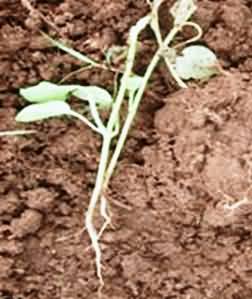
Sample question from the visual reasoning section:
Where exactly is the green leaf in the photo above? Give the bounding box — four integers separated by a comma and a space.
73, 86, 113, 109
174, 45, 219, 80
20, 81, 113, 110
20, 81, 76, 103
16, 101, 72, 122
170, 0, 197, 26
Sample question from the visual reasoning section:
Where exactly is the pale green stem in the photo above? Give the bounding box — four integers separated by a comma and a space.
173, 22, 203, 49
85, 15, 151, 284
0, 130, 36, 137
89, 101, 107, 134
85, 133, 110, 285
104, 26, 181, 186
151, 5, 187, 88
42, 32, 99, 67
59, 65, 93, 84
69, 110, 103, 135
106, 16, 151, 135
43, 32, 122, 78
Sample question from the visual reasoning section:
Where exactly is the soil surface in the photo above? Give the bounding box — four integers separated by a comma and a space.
1, 0, 252, 298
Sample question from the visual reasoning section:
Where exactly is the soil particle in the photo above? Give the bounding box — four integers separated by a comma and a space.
21, 188, 56, 212
0, 192, 19, 218
11, 209, 43, 239
204, 0, 252, 64
0, 257, 14, 279
0, 25, 28, 54
0, 240, 23, 256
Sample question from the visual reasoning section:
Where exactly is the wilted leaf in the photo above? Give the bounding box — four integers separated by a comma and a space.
20, 81, 76, 103
16, 101, 72, 122
73, 86, 113, 109
174, 45, 219, 80
170, 0, 197, 26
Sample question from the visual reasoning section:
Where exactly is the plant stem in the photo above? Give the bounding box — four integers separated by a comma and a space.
150, 4, 187, 88
89, 101, 107, 134
85, 15, 151, 283
173, 21, 202, 49
104, 26, 181, 186
106, 16, 151, 135
69, 111, 102, 135
0, 130, 36, 137
85, 133, 111, 285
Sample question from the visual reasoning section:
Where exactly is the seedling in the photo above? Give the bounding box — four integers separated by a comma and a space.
14, 0, 219, 286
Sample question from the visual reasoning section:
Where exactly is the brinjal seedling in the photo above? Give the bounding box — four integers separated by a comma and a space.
13, 0, 219, 286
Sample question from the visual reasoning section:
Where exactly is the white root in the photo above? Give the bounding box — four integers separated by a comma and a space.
98, 195, 112, 239
85, 211, 104, 285
84, 195, 112, 286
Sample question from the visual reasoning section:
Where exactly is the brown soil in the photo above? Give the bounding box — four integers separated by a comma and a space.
1, 0, 252, 298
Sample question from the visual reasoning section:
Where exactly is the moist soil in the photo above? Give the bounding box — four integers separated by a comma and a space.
1, 0, 252, 298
